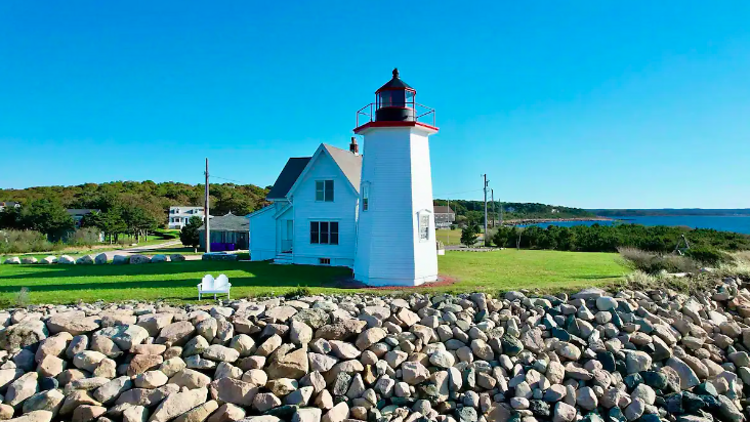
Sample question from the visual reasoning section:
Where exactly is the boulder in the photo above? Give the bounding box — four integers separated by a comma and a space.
129, 255, 150, 265
40, 256, 57, 264
0, 320, 48, 351
112, 255, 129, 265
75, 255, 94, 265
150, 254, 168, 263
57, 255, 75, 265
149, 387, 208, 422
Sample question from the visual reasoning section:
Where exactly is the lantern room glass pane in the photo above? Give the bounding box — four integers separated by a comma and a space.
378, 90, 408, 108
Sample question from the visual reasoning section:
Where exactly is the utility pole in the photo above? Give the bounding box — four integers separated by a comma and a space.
491, 189, 495, 228
447, 198, 451, 245
483, 174, 489, 245
204, 158, 211, 254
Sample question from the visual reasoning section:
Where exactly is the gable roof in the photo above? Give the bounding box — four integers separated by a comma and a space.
199, 213, 249, 232
323, 144, 362, 193
266, 157, 311, 200
66, 209, 100, 216
434, 206, 454, 214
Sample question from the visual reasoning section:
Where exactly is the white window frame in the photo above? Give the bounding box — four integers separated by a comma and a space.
362, 181, 370, 211
417, 210, 431, 242
315, 180, 334, 202
310, 221, 339, 245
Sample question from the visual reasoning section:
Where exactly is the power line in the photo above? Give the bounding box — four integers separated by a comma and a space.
433, 188, 484, 198
210, 175, 253, 185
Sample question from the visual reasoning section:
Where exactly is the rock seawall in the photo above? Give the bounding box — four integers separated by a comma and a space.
0, 280, 748, 422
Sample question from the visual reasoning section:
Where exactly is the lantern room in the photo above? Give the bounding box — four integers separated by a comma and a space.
354, 69, 437, 133
375, 68, 416, 122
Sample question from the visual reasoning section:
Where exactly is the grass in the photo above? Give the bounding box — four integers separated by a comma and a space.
0, 260, 352, 305
0, 230, 181, 260
437, 249, 627, 294
436, 229, 463, 246
0, 250, 629, 305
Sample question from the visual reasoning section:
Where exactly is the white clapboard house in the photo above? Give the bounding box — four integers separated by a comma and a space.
248, 69, 439, 286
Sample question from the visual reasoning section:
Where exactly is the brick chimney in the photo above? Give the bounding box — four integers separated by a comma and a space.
349, 137, 359, 155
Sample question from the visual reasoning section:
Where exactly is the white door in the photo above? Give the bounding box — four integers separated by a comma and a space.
282, 220, 294, 252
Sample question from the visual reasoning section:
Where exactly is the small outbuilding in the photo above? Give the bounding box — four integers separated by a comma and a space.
199, 213, 249, 251
433, 206, 456, 229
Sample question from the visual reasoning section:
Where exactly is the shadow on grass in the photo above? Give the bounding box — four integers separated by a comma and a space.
0, 261, 351, 292
574, 274, 625, 280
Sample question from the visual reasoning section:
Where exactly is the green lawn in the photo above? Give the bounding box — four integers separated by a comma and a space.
436, 229, 463, 245
438, 249, 627, 293
0, 250, 628, 305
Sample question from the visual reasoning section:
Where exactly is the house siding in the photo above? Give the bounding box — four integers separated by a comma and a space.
291, 150, 358, 267
249, 204, 277, 261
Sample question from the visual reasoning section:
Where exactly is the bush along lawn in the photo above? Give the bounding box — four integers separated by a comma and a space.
0, 249, 628, 305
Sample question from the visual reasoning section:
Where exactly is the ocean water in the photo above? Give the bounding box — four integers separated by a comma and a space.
520, 215, 750, 234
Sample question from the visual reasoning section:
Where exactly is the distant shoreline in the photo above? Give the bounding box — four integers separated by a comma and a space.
505, 217, 614, 225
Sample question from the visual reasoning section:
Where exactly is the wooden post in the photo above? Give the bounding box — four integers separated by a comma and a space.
483, 174, 489, 246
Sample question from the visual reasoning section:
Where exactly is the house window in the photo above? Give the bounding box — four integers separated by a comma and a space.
419, 212, 430, 242
319, 258, 331, 265
310, 221, 339, 245
362, 182, 370, 211
315, 180, 334, 202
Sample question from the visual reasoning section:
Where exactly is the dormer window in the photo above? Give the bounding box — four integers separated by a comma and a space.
316, 180, 334, 202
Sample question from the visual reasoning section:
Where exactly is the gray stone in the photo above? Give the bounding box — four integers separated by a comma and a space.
149, 386, 208, 422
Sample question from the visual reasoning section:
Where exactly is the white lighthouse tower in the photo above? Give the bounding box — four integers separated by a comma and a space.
353, 69, 439, 286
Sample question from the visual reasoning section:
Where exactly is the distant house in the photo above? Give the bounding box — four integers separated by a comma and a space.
199, 213, 249, 251
0, 202, 20, 212
66, 209, 100, 228
433, 205, 456, 229
168, 206, 205, 229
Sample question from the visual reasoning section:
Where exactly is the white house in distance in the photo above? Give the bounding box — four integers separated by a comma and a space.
168, 206, 205, 229
248, 69, 439, 286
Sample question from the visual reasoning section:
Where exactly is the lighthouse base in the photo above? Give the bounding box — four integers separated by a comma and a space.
355, 273, 438, 287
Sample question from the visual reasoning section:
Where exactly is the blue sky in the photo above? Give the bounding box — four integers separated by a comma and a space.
1, 1, 749, 209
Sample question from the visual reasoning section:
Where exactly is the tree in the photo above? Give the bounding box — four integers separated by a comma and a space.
99, 208, 127, 243
492, 226, 515, 248
461, 224, 480, 248
556, 227, 576, 251
80, 210, 104, 229
19, 199, 75, 239
0, 206, 22, 230
180, 216, 202, 249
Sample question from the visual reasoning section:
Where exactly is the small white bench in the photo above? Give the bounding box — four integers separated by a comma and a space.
198, 274, 232, 300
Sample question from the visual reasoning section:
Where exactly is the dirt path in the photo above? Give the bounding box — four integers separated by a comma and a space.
100, 240, 206, 260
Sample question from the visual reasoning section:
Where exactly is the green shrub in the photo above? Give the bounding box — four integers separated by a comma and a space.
618, 247, 699, 274
67, 227, 102, 247
284, 286, 311, 299
14, 288, 30, 307
0, 230, 56, 254
684, 246, 733, 266
461, 224, 480, 248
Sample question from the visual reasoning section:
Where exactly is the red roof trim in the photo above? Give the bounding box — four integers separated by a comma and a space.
353, 121, 439, 134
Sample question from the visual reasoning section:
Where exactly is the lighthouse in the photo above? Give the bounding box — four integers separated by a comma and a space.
353, 69, 439, 286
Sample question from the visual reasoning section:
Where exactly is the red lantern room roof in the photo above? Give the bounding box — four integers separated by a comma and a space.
375, 68, 416, 93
